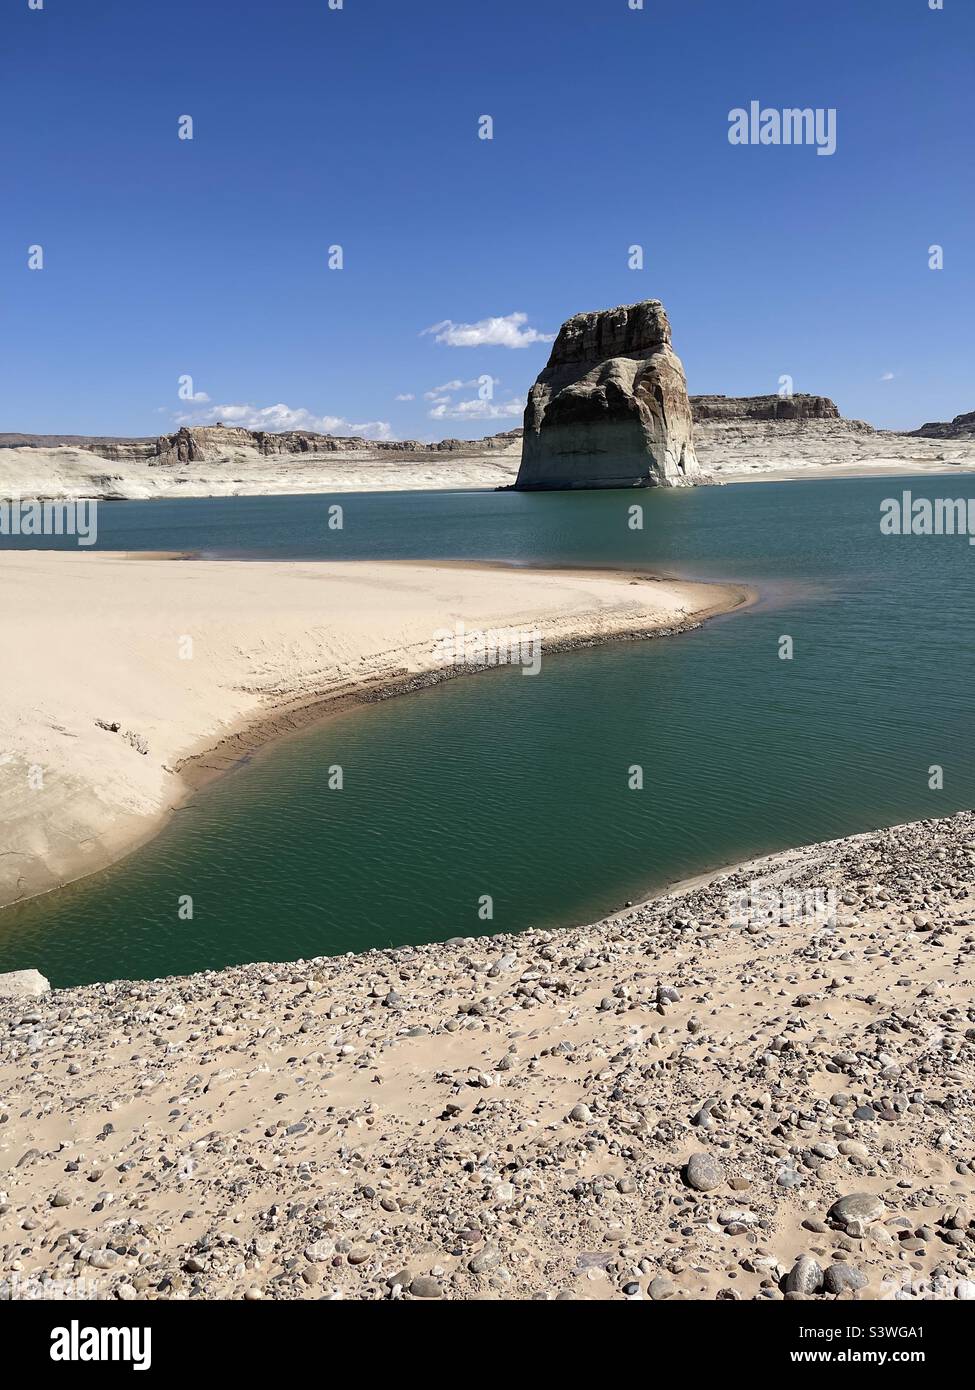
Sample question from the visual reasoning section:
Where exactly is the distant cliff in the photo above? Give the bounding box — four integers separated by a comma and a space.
0, 425, 524, 464
909, 410, 975, 440
0, 427, 525, 501
690, 394, 841, 423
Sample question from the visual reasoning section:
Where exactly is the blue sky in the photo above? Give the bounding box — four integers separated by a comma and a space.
2, 0, 971, 438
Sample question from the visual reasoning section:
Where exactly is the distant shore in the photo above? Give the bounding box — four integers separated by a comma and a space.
0, 553, 752, 911
2, 423, 975, 500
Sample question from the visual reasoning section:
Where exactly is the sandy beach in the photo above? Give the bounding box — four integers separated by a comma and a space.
0, 553, 751, 910
2, 809, 972, 1301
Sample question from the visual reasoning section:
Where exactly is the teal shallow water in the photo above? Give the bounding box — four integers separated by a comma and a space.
2, 477, 973, 987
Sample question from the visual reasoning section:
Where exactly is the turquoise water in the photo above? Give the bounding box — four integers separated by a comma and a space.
2, 477, 974, 987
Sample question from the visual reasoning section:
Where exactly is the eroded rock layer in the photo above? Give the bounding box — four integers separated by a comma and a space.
690, 394, 841, 422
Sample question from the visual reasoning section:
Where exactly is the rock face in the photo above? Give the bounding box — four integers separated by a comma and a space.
690, 394, 841, 423
690, 396, 889, 481
515, 301, 698, 490
0, 427, 524, 465
910, 410, 975, 440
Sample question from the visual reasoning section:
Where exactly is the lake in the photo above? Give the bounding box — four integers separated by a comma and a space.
2, 476, 973, 986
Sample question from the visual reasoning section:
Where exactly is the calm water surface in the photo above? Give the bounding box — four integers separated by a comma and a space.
2, 477, 973, 986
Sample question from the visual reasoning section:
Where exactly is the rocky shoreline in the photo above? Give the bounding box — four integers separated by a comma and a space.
2, 811, 973, 1301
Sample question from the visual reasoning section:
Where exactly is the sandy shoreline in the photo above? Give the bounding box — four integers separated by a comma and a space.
2, 809, 972, 1301
0, 553, 752, 911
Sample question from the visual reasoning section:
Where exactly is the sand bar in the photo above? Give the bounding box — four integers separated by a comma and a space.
0, 553, 751, 909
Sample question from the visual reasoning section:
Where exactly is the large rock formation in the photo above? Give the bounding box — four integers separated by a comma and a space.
515, 300, 698, 490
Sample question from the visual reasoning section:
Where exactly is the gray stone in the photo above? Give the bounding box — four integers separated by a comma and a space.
824, 1263, 867, 1294
828, 1193, 886, 1229
785, 1255, 824, 1295
409, 1276, 443, 1299
469, 1246, 500, 1274
684, 1151, 723, 1191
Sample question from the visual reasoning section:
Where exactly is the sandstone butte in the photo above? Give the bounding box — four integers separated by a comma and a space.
515, 299, 699, 491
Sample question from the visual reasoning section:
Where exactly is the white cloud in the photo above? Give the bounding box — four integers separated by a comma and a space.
425, 379, 468, 398
422, 374, 517, 420
422, 312, 554, 349
880, 372, 895, 382
424, 376, 498, 400
428, 395, 525, 422
175, 401, 392, 440
394, 392, 415, 401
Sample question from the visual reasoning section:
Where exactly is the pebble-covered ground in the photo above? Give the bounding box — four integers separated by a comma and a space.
2, 813, 974, 1301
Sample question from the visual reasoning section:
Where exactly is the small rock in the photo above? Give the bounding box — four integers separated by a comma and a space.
684, 1151, 723, 1192
785, 1255, 824, 1295
469, 1246, 500, 1274
304, 1241, 336, 1263
828, 1193, 886, 1230
409, 1276, 443, 1299
824, 1263, 867, 1294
